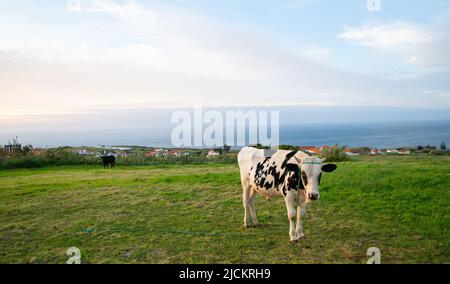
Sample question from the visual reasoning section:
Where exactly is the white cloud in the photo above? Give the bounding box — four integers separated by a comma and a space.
406, 56, 419, 65
338, 21, 450, 69
283, 0, 317, 9
337, 22, 436, 48
1, 0, 450, 118
0, 1, 272, 82
300, 46, 332, 63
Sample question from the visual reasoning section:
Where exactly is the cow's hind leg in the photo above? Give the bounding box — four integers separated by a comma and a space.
241, 175, 251, 228
249, 188, 260, 226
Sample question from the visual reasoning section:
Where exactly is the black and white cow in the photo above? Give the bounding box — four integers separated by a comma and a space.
238, 147, 337, 242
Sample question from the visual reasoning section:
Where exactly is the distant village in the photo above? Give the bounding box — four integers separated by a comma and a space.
68, 147, 225, 158
2, 136, 447, 159
298, 146, 413, 156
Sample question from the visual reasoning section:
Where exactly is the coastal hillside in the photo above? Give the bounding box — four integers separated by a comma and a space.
0, 155, 448, 264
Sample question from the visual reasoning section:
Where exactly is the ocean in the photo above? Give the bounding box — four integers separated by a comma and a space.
2, 120, 449, 149
280, 120, 450, 148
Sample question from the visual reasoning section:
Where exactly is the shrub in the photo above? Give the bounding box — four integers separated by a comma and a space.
116, 153, 237, 166
45, 148, 99, 166
0, 148, 240, 170
0, 154, 47, 169
250, 144, 270, 150
0, 148, 100, 169
278, 145, 298, 151
430, 150, 447, 156
319, 145, 349, 162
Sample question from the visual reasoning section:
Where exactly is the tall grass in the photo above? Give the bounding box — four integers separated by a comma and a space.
116, 154, 237, 166
0, 149, 238, 170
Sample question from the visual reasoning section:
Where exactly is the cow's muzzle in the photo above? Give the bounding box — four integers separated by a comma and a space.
307, 192, 319, 201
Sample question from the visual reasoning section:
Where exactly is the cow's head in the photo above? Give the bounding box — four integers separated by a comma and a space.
295, 156, 337, 202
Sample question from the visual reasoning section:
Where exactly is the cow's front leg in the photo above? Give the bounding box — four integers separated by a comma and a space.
296, 206, 306, 239
284, 192, 298, 243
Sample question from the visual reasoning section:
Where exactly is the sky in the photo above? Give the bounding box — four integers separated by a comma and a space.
1, 0, 450, 126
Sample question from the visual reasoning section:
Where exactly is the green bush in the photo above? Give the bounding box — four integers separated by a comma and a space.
430, 150, 448, 156
0, 154, 48, 169
249, 144, 270, 149
319, 145, 349, 162
278, 145, 298, 151
0, 148, 99, 169
116, 153, 237, 166
45, 148, 99, 166
0, 149, 238, 170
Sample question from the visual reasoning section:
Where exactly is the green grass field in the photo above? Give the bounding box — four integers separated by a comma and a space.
0, 156, 449, 264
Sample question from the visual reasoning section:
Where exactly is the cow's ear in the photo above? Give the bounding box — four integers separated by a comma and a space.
322, 164, 337, 173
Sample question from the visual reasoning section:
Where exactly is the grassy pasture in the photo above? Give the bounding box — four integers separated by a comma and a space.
0, 156, 448, 263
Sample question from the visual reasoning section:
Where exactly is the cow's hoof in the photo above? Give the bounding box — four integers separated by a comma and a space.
299, 234, 305, 239
254, 223, 262, 227
290, 240, 298, 244
244, 224, 250, 229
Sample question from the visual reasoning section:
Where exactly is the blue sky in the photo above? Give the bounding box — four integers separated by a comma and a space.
1, 0, 450, 121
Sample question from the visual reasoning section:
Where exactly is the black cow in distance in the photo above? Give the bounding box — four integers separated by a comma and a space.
101, 155, 116, 169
